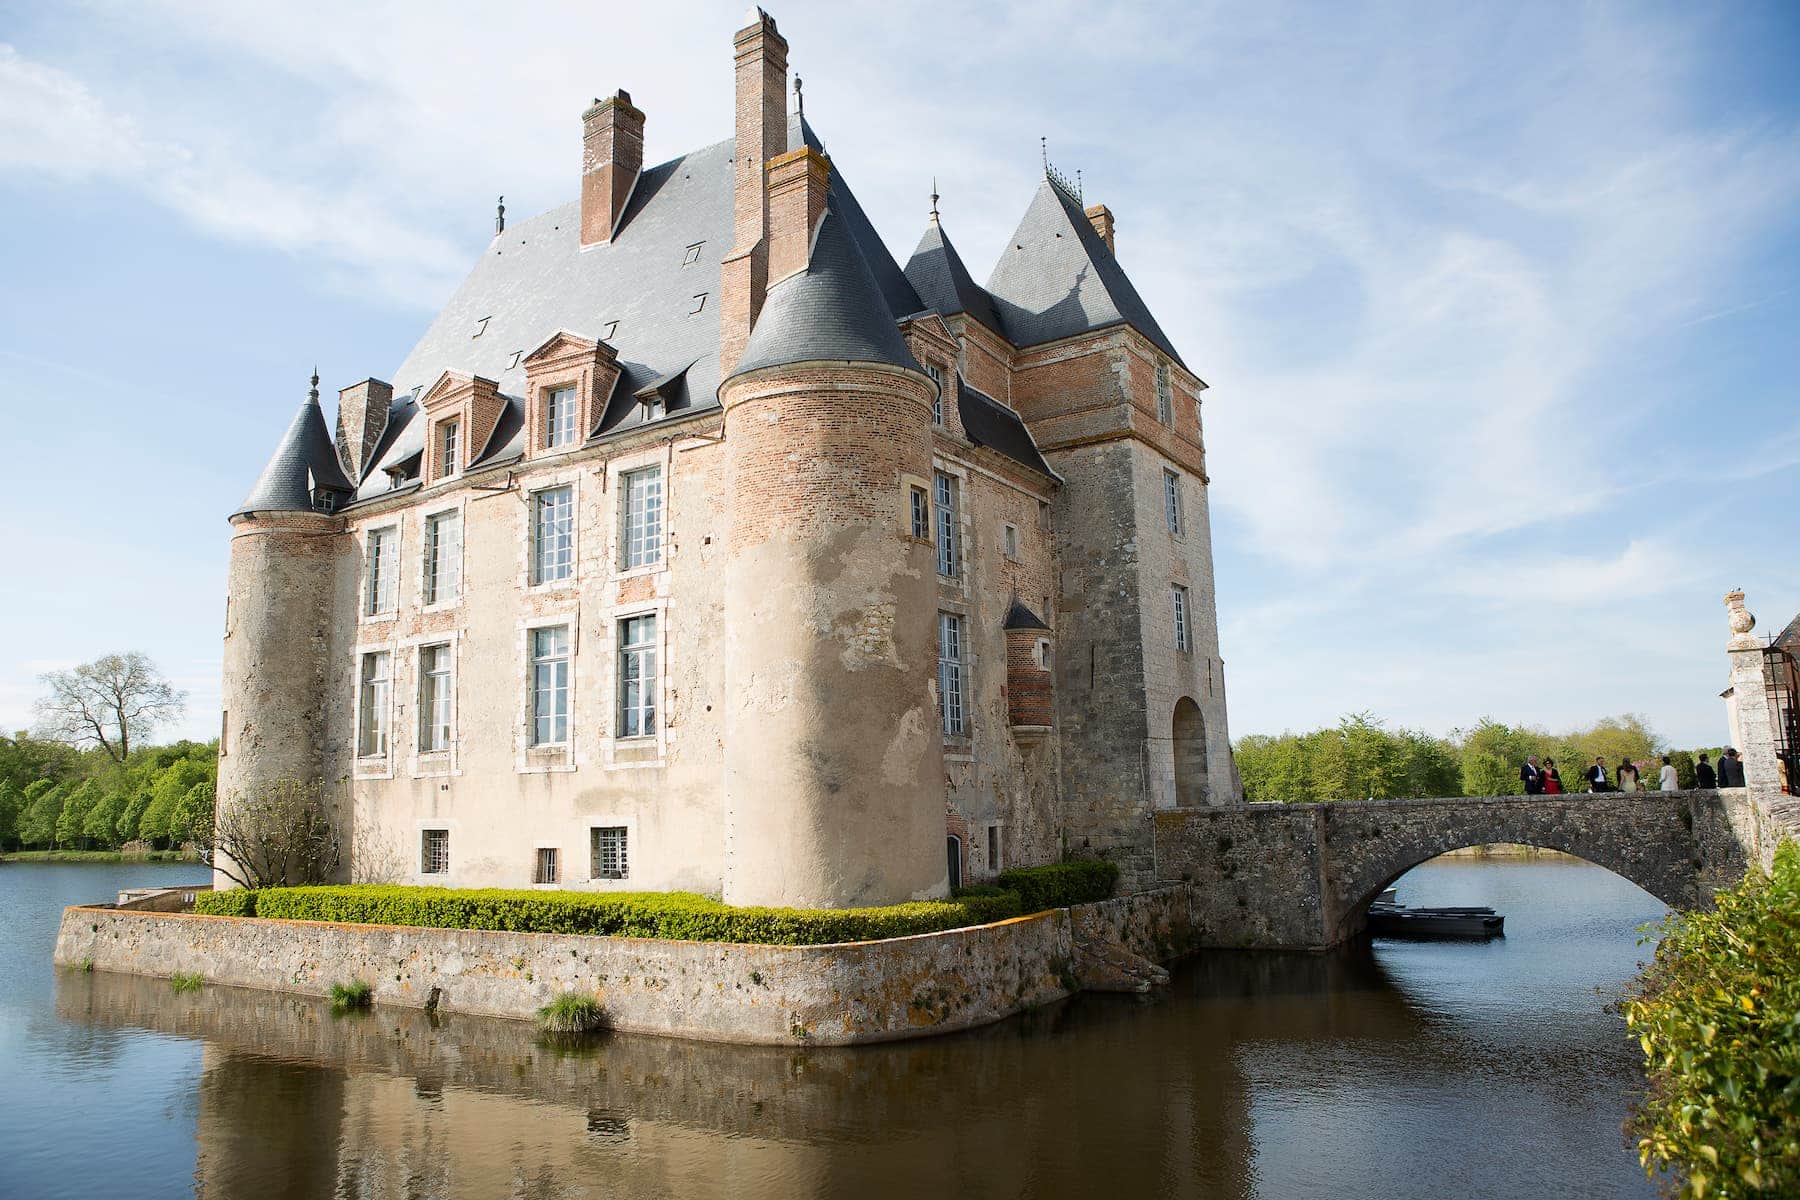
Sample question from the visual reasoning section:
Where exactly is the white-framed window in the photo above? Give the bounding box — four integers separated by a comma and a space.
357, 650, 391, 758
365, 526, 398, 616
618, 614, 657, 738
620, 467, 663, 569
910, 485, 930, 540
1002, 522, 1020, 560
439, 419, 461, 477
1163, 469, 1184, 535
422, 509, 462, 606
531, 485, 575, 585
529, 625, 571, 746
418, 643, 453, 753
934, 472, 960, 578
925, 361, 943, 425
1036, 638, 1053, 671
591, 826, 629, 880
534, 847, 560, 885
1172, 584, 1191, 652
1155, 362, 1173, 425
545, 385, 578, 449
938, 611, 966, 736
420, 828, 449, 875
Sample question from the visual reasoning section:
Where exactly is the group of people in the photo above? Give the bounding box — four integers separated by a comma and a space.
1517, 749, 1747, 795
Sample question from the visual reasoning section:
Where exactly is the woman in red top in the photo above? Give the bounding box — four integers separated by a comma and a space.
1542, 758, 1564, 794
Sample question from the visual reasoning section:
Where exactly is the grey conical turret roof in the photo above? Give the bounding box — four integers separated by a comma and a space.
904, 218, 1004, 335
729, 204, 921, 379
232, 377, 355, 518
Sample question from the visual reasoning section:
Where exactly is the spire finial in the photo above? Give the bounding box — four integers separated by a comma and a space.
495, 195, 505, 235
794, 74, 803, 120
1040, 136, 1048, 172
308, 367, 320, 404
1076, 168, 1082, 200
929, 177, 939, 223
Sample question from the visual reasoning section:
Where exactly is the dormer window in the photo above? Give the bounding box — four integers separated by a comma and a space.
545, 386, 578, 449
437, 419, 461, 479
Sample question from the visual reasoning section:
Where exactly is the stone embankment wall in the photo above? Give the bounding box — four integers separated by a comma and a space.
53, 887, 1203, 1047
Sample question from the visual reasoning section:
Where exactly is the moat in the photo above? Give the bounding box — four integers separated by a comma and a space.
3, 859, 1661, 1199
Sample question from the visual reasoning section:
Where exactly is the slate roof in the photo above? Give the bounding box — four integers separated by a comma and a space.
1003, 598, 1052, 631
1776, 613, 1800, 650
903, 219, 1004, 335
986, 178, 1185, 368
957, 379, 1056, 479
731, 206, 921, 378
234, 388, 354, 517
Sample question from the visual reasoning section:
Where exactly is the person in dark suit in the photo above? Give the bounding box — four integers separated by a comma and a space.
1695, 753, 1717, 788
1719, 748, 1747, 787
1520, 756, 1543, 795
1586, 756, 1611, 792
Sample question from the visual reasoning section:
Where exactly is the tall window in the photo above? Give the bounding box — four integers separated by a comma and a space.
439, 419, 460, 477
618, 615, 657, 738
910, 485, 930, 539
545, 386, 578, 448
357, 651, 390, 758
530, 625, 571, 746
418, 643, 453, 752
1155, 362, 1173, 425
938, 612, 966, 736
531, 486, 574, 584
420, 829, 449, 875
534, 847, 559, 885
591, 826, 629, 880
365, 527, 397, 615
1002, 523, 1020, 560
925, 362, 943, 425
1163, 470, 1184, 535
621, 467, 663, 568
422, 510, 461, 605
934, 472, 960, 578
1172, 584, 1191, 652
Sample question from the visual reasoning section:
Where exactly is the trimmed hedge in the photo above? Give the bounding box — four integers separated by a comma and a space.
191, 859, 1120, 943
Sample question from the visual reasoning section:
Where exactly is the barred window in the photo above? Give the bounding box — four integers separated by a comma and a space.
591, 826, 629, 880
1172, 584, 1191, 652
530, 625, 570, 746
910, 485, 930, 539
534, 847, 559, 885
1163, 470, 1183, 535
418, 643, 453, 752
545, 386, 578, 449
365, 527, 398, 615
938, 611, 966, 736
618, 615, 657, 738
422, 510, 461, 605
531, 486, 575, 584
357, 651, 390, 758
934, 472, 960, 578
420, 829, 449, 875
1155, 362, 1173, 426
621, 467, 663, 569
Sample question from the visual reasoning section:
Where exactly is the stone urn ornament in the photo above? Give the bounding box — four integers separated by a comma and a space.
1725, 590, 1759, 650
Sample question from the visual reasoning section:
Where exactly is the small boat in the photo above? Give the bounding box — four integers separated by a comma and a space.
1367, 901, 1504, 939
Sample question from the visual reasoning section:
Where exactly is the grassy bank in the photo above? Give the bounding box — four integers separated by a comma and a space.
0, 848, 198, 864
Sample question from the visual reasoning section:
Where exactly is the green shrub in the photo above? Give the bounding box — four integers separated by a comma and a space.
223, 884, 1023, 945
330, 979, 373, 1010
537, 991, 606, 1037
195, 889, 257, 917
1621, 841, 1800, 1198
169, 971, 204, 993
996, 860, 1120, 912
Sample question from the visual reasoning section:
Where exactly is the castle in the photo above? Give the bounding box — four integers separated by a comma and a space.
218, 9, 1237, 907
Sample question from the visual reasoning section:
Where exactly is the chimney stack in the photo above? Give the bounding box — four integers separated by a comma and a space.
581, 90, 645, 247
335, 378, 393, 483
766, 147, 830, 284
1084, 204, 1115, 254
720, 7, 789, 376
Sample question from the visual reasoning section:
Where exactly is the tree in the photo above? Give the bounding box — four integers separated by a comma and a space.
82, 789, 128, 849
0, 780, 21, 850
0, 731, 79, 794
139, 757, 212, 845
197, 780, 340, 890
170, 781, 215, 848
55, 781, 100, 849
18, 781, 66, 848
34, 653, 186, 764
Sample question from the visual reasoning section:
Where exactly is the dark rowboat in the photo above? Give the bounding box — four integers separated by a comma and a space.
1367, 902, 1504, 939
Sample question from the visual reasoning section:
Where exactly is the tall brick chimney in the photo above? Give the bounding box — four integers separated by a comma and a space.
766, 146, 830, 284
335, 378, 392, 482
719, 7, 789, 376
1085, 204, 1115, 253
581, 90, 645, 247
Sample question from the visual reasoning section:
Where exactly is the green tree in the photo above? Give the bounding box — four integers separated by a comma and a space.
82, 788, 128, 849
170, 781, 215, 847
1456, 719, 1538, 796
139, 755, 214, 845
0, 780, 21, 850
0, 731, 79, 795
55, 780, 100, 849
18, 781, 66, 848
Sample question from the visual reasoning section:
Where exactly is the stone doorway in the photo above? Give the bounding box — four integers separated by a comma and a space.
1174, 697, 1208, 806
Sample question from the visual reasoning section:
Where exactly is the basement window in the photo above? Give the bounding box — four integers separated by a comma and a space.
421, 829, 449, 875
592, 826, 629, 880
534, 847, 560, 885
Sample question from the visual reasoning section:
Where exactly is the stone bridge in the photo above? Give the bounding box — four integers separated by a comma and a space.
1152, 788, 1792, 950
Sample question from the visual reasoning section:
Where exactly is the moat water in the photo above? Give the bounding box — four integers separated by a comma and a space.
1, 858, 1664, 1199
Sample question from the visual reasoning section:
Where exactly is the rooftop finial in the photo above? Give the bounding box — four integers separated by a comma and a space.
308, 367, 320, 404
929, 177, 939, 223
495, 195, 505, 235
794, 74, 803, 119
1040, 136, 1048, 172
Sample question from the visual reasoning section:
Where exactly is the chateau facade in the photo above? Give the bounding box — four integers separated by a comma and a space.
218, 9, 1237, 907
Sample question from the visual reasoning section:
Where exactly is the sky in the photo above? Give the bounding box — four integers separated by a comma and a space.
1, 0, 1796, 750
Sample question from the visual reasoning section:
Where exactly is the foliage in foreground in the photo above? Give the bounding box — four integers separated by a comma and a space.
168, 972, 204, 993
538, 991, 606, 1037
330, 979, 373, 1010
995, 859, 1118, 911
1621, 842, 1800, 1198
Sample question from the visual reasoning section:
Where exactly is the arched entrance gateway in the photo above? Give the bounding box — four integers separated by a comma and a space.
1173, 697, 1208, 806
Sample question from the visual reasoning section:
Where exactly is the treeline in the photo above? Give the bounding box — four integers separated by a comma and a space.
1234, 712, 1727, 803
0, 731, 217, 852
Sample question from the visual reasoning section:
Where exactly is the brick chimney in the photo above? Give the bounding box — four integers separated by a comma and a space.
1085, 204, 1115, 253
766, 146, 830, 284
581, 90, 645, 247
720, 7, 789, 376
335, 378, 392, 482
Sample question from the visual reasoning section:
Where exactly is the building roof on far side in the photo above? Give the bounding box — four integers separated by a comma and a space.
233, 387, 354, 518
956, 378, 1056, 479
985, 178, 1186, 369
1003, 597, 1053, 631
903, 218, 1004, 335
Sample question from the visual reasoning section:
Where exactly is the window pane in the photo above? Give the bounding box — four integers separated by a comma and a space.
622, 468, 663, 568
937, 613, 965, 736
619, 615, 657, 737
419, 643, 452, 752
366, 528, 397, 614
358, 652, 390, 757
934, 474, 958, 577
421, 829, 449, 874
423, 511, 461, 605
547, 386, 578, 448
910, 487, 929, 539
531, 487, 574, 584
530, 626, 570, 746
1164, 471, 1182, 534
591, 826, 629, 880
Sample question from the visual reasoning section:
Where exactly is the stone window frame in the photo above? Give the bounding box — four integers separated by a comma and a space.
930, 457, 974, 601
1001, 521, 1021, 562
1172, 583, 1192, 654
404, 629, 461, 780
923, 360, 944, 426
520, 468, 582, 594
360, 522, 402, 623
600, 596, 671, 771
352, 639, 397, 781
411, 819, 459, 885
520, 331, 617, 464
1155, 360, 1174, 426
986, 822, 1004, 874
532, 843, 561, 888
937, 606, 974, 754
607, 445, 674, 583
419, 498, 466, 612
900, 472, 933, 544
1036, 637, 1053, 671
584, 817, 638, 889
1162, 468, 1185, 538
515, 609, 580, 775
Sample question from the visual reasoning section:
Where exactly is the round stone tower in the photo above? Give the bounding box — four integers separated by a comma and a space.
216, 374, 355, 889
718, 203, 948, 909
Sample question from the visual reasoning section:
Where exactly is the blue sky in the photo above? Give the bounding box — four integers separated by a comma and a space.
1, 1, 1795, 749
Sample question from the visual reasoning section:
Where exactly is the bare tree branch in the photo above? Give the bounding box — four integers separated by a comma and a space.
193, 780, 340, 890
34, 652, 186, 763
